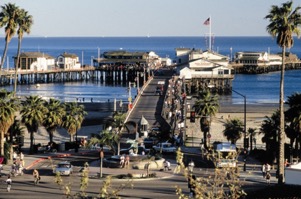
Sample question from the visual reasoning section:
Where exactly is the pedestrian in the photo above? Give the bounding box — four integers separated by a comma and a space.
13, 151, 17, 161
120, 155, 125, 168
164, 160, 171, 171
20, 152, 24, 160
6, 175, 12, 192
265, 163, 271, 173
284, 159, 290, 167
188, 174, 197, 198
266, 171, 271, 184
125, 155, 130, 168
33, 169, 40, 185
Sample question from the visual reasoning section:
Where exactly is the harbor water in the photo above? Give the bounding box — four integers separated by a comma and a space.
1, 36, 301, 105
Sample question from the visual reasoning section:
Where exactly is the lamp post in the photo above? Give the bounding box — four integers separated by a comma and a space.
232, 89, 247, 149
128, 82, 136, 110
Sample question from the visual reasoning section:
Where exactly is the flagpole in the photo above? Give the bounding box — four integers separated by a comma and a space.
209, 15, 211, 51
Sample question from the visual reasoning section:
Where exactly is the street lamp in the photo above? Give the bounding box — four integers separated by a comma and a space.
232, 89, 247, 149
188, 160, 195, 173
128, 82, 136, 110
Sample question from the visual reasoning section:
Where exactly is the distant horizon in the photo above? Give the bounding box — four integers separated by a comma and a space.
0, 35, 275, 38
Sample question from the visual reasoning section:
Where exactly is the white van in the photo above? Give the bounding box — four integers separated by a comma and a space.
214, 142, 237, 168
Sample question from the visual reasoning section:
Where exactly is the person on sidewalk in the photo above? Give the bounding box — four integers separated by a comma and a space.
124, 155, 130, 168
120, 155, 125, 168
266, 171, 271, 184
164, 160, 171, 171
33, 169, 40, 185
6, 175, 12, 192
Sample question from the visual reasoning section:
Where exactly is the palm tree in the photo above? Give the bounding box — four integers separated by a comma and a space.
285, 93, 301, 160
260, 111, 281, 164
112, 112, 126, 155
0, 89, 18, 156
21, 95, 47, 154
193, 89, 219, 148
223, 118, 243, 144
14, 8, 33, 95
0, 3, 19, 71
89, 129, 119, 155
61, 102, 86, 152
265, 0, 301, 184
247, 127, 257, 151
43, 98, 65, 143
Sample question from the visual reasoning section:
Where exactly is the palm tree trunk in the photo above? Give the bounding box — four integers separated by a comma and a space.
0, 131, 4, 156
0, 41, 9, 83
278, 47, 286, 184
0, 40, 9, 69
49, 130, 54, 143
30, 131, 34, 154
14, 37, 22, 95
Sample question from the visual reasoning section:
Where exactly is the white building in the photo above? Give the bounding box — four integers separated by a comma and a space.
14, 52, 55, 71
235, 51, 282, 67
57, 52, 81, 70
174, 48, 233, 80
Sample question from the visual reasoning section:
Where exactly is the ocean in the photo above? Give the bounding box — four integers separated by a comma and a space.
1, 36, 301, 104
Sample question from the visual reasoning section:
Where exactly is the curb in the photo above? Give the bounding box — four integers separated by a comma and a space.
25, 150, 97, 170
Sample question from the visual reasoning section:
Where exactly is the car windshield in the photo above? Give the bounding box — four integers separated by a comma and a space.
58, 164, 70, 168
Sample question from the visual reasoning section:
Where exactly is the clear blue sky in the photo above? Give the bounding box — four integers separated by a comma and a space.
1, 0, 297, 37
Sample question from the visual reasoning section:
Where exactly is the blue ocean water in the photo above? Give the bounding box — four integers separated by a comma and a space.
1, 36, 301, 104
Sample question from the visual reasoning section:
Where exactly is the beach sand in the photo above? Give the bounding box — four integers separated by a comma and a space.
186, 103, 281, 149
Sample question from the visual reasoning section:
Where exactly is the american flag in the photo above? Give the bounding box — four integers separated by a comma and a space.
203, 17, 210, 25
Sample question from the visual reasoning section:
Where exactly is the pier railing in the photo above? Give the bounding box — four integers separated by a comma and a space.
1, 66, 95, 76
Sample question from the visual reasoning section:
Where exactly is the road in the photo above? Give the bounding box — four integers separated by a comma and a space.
0, 153, 272, 199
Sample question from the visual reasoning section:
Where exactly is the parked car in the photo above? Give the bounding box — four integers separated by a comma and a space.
153, 142, 177, 153
53, 161, 73, 176
120, 146, 149, 155
143, 137, 158, 149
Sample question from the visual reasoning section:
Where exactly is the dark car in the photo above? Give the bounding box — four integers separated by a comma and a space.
143, 137, 158, 149
120, 146, 149, 155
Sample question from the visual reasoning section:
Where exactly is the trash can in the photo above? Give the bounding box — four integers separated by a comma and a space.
59, 142, 65, 152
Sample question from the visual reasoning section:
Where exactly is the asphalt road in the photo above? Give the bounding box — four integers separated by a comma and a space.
0, 153, 271, 199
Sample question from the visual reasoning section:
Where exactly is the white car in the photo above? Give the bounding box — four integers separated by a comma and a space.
53, 161, 73, 176
152, 142, 177, 153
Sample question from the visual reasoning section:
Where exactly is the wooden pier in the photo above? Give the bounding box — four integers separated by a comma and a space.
0, 65, 150, 86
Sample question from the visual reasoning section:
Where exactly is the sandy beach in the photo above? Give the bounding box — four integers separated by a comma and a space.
186, 102, 282, 149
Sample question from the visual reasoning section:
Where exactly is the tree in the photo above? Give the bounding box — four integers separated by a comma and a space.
265, 0, 301, 184
223, 118, 243, 144
14, 8, 33, 95
62, 102, 86, 142
193, 89, 219, 148
0, 3, 19, 71
21, 95, 47, 154
111, 112, 126, 155
0, 89, 18, 156
260, 111, 280, 163
89, 129, 119, 155
43, 98, 65, 143
285, 92, 301, 160
247, 127, 257, 150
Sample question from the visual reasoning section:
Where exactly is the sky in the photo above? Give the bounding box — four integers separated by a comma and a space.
0, 0, 298, 37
